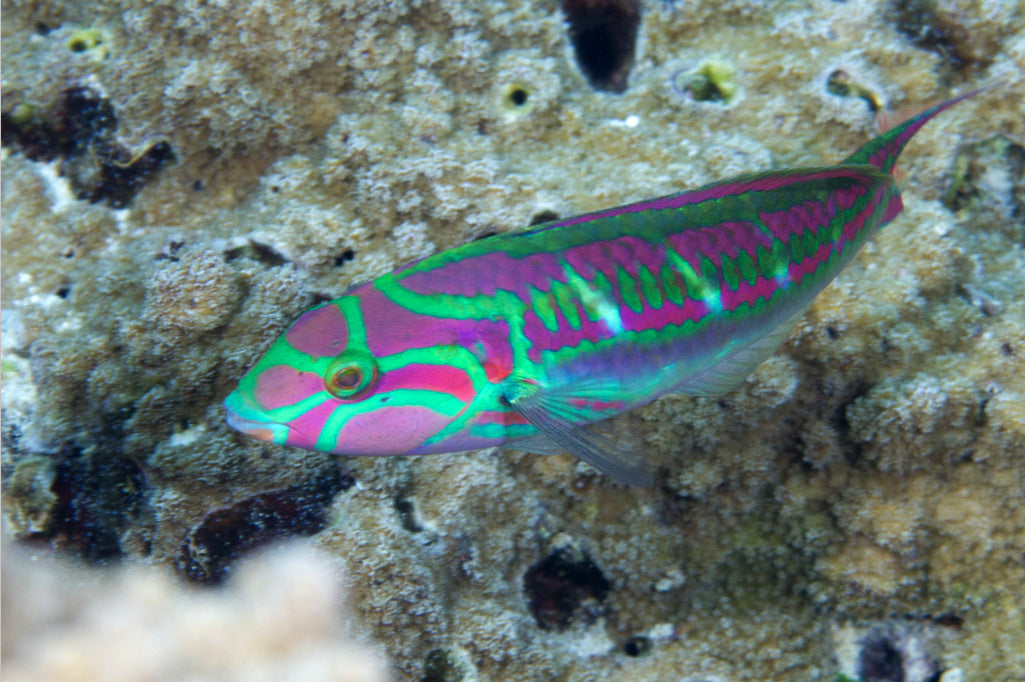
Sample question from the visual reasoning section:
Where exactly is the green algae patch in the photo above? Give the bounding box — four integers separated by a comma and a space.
678, 59, 738, 104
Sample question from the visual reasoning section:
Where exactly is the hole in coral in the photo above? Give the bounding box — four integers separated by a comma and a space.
421, 648, 472, 682
523, 546, 611, 630
334, 248, 356, 267
1, 87, 173, 207
887, 0, 995, 74
622, 635, 651, 657
56, 285, 71, 299
176, 468, 354, 585
529, 210, 560, 226
394, 495, 423, 533
247, 240, 288, 267
68, 39, 88, 52
562, 0, 641, 93
931, 612, 964, 628
825, 69, 881, 112
858, 633, 907, 682
509, 87, 529, 107
14, 441, 147, 563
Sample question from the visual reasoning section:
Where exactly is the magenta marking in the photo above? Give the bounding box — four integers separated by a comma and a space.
338, 406, 451, 455
286, 304, 348, 358
786, 240, 836, 288
358, 286, 459, 357
834, 182, 869, 210
882, 193, 903, 224
285, 400, 339, 450
622, 296, 708, 334
720, 273, 782, 312
401, 251, 566, 299
839, 190, 888, 248
255, 365, 325, 411
376, 363, 476, 404
665, 230, 714, 271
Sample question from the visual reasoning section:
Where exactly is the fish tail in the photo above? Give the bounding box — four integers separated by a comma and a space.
841, 84, 996, 174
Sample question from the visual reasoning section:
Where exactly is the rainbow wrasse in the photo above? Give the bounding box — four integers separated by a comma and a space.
225, 90, 980, 486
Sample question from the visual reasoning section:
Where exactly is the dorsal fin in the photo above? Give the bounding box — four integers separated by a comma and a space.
842, 85, 993, 174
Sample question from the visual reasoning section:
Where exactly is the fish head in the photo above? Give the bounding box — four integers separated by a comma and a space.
224, 296, 478, 456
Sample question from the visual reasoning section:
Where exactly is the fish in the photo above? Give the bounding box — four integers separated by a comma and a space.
224, 88, 983, 487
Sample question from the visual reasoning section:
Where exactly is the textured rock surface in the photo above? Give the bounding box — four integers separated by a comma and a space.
2, 0, 1024, 679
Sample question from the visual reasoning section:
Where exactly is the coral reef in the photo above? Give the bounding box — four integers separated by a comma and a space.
1, 87, 174, 207
1, 537, 389, 682
2, 0, 1024, 680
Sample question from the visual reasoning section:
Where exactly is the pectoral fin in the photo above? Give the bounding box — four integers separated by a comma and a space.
502, 380, 654, 487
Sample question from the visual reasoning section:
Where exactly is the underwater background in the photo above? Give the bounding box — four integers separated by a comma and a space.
2, 0, 1024, 679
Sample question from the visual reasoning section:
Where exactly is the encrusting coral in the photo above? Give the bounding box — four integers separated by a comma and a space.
2, 0, 1024, 679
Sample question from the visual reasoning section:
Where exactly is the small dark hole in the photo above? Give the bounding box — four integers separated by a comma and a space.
192, 179, 205, 191
56, 285, 71, 299
270, 185, 279, 193
1001, 342, 1015, 356
529, 210, 560, 226
509, 88, 529, 106
826, 69, 851, 97
932, 612, 964, 628
858, 635, 905, 682
394, 496, 422, 533
826, 325, 838, 339
68, 39, 88, 52
62, 248, 75, 259
334, 248, 356, 266
622, 635, 651, 657
248, 240, 288, 266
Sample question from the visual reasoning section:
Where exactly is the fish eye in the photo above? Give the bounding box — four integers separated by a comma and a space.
324, 350, 378, 400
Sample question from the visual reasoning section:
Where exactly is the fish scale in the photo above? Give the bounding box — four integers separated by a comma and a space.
225, 88, 986, 486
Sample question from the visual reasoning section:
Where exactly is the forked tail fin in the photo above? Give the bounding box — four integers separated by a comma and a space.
842, 85, 994, 174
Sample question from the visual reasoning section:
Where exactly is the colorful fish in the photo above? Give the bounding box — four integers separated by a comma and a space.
225, 89, 982, 486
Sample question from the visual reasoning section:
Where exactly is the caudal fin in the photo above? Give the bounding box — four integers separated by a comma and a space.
842, 85, 993, 174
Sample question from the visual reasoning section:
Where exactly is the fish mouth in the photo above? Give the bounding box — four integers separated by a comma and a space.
223, 390, 289, 444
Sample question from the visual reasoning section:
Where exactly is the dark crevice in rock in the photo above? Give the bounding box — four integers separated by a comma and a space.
562, 0, 641, 93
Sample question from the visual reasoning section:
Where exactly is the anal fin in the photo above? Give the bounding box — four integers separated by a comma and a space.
674, 315, 800, 396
